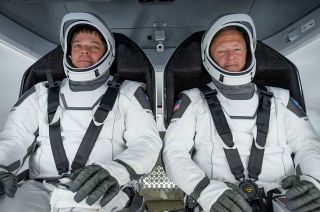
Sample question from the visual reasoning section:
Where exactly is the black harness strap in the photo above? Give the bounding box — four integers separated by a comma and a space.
47, 74, 121, 175
201, 85, 272, 181
71, 76, 121, 171
47, 72, 69, 175
202, 87, 244, 180
247, 88, 273, 179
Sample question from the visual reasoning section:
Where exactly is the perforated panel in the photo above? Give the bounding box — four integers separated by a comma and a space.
139, 158, 184, 202
142, 165, 176, 189
137, 135, 185, 210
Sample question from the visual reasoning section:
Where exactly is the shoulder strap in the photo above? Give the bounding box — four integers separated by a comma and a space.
71, 75, 121, 171
201, 86, 244, 180
46, 72, 69, 175
201, 85, 272, 181
247, 87, 273, 179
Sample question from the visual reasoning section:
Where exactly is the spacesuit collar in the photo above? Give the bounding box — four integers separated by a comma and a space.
211, 77, 255, 100
69, 73, 109, 92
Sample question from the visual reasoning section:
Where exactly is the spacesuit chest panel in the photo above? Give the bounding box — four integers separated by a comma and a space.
60, 79, 107, 109
215, 85, 258, 118
30, 80, 126, 177
205, 91, 293, 183
58, 79, 123, 138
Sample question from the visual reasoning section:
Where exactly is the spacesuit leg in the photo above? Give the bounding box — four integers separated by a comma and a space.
0, 180, 51, 212
49, 185, 132, 212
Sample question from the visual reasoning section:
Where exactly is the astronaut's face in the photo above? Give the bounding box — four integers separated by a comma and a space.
70, 31, 106, 68
210, 29, 247, 72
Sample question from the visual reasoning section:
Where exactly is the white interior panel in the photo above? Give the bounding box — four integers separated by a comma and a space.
0, 42, 35, 129
286, 35, 320, 136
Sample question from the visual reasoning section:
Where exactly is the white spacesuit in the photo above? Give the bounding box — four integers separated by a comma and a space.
0, 12, 162, 212
163, 14, 320, 212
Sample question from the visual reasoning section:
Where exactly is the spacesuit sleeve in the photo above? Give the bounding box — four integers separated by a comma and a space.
0, 86, 40, 174
285, 96, 320, 185
163, 90, 229, 212
104, 83, 162, 186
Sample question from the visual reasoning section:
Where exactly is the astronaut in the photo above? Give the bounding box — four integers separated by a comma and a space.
0, 12, 162, 211
163, 14, 320, 212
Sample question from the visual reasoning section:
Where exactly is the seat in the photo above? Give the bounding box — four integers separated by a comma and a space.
163, 31, 306, 128
19, 33, 156, 115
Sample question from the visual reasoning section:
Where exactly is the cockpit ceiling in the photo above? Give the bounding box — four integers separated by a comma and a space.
0, 0, 320, 48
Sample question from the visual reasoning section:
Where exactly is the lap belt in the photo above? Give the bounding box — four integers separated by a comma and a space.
201, 85, 272, 203
47, 73, 121, 175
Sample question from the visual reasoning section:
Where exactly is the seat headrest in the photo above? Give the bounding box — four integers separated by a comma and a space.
115, 34, 150, 82
168, 41, 203, 79
19, 46, 65, 95
254, 41, 304, 110
165, 31, 212, 88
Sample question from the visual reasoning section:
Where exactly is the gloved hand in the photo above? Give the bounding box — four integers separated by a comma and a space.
210, 189, 252, 212
69, 164, 120, 207
0, 171, 18, 198
282, 175, 320, 212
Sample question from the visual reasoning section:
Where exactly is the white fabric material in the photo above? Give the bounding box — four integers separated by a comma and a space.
163, 84, 320, 210
0, 78, 162, 208
0, 180, 130, 212
50, 187, 101, 211
50, 187, 129, 212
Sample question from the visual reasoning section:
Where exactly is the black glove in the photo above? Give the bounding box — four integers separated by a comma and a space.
0, 171, 18, 198
210, 189, 252, 212
69, 164, 120, 207
282, 175, 320, 212
225, 182, 239, 191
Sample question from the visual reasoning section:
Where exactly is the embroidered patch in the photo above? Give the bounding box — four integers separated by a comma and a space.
171, 94, 191, 119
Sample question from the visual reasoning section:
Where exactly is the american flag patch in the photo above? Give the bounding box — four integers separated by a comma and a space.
173, 99, 182, 112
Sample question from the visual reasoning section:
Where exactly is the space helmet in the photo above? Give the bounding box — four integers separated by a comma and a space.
60, 12, 115, 82
201, 14, 257, 86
